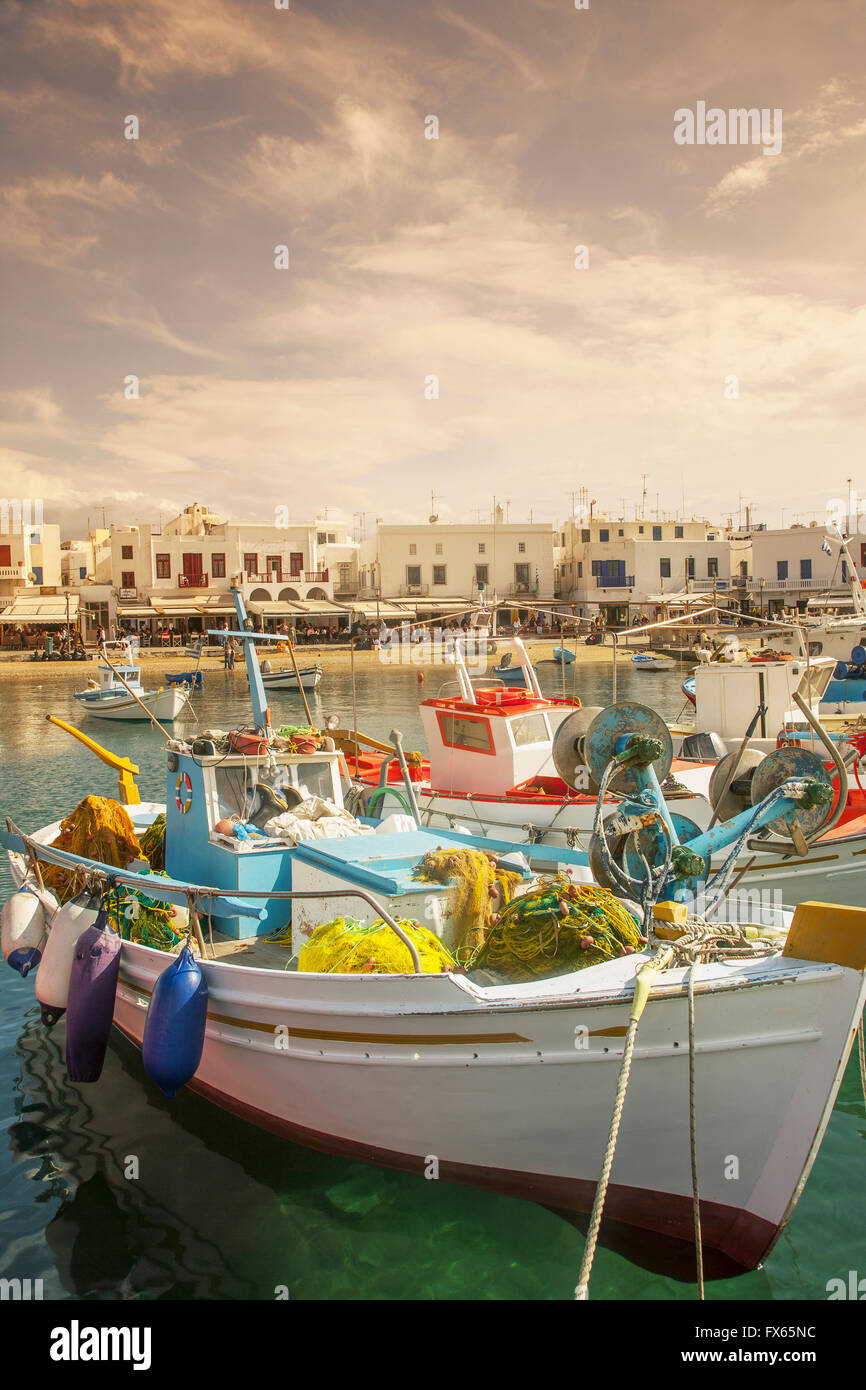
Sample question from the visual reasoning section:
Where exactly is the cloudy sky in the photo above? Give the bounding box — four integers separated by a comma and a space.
2, 0, 865, 538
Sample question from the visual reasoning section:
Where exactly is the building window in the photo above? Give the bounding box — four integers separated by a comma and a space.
121, 571, 135, 589
121, 544, 133, 560
560, 533, 565, 546
777, 560, 788, 581
212, 553, 226, 578
409, 543, 417, 555
707, 533, 716, 541
317, 532, 326, 545
675, 526, 683, 538
155, 553, 171, 579
244, 553, 258, 577
660, 558, 671, 579
432, 565, 447, 586
581, 529, 590, 542
686, 557, 695, 579
476, 565, 489, 584
289, 552, 303, 577
515, 563, 531, 587
708, 557, 718, 578
638, 526, 644, 534
327, 533, 335, 544
652, 525, 662, 541
800, 558, 812, 580
518, 542, 526, 553
577, 562, 583, 578
599, 529, 609, 543
618, 529, 624, 536
478, 543, 486, 553
0, 544, 10, 567
435, 543, 443, 555
406, 565, 421, 587
740, 560, 748, 578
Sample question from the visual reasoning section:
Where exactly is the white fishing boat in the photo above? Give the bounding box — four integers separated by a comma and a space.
4, 606, 866, 1284
73, 648, 189, 722
631, 651, 676, 671
256, 663, 322, 692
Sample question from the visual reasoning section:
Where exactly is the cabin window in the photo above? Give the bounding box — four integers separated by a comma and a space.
437, 712, 493, 754
509, 713, 549, 747
286, 760, 334, 801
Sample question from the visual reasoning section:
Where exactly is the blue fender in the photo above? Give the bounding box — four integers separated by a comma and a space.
142, 946, 208, 1099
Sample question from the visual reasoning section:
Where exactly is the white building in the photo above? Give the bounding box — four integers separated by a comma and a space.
110, 504, 360, 634
557, 515, 733, 624
359, 515, 557, 619
744, 524, 852, 615
0, 504, 69, 645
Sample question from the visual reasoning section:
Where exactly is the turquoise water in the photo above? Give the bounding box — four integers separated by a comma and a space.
0, 659, 863, 1300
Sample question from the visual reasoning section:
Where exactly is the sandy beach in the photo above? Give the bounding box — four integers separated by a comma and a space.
0, 638, 619, 679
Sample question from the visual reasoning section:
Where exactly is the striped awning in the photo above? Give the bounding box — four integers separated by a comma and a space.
0, 594, 80, 623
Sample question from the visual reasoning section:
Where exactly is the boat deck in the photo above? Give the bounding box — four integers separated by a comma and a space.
207, 931, 296, 971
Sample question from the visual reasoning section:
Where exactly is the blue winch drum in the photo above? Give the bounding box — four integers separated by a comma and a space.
850, 645, 866, 666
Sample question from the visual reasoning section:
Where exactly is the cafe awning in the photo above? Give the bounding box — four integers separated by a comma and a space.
348, 599, 411, 619
290, 599, 350, 616
117, 604, 157, 618
248, 600, 305, 618
0, 594, 80, 623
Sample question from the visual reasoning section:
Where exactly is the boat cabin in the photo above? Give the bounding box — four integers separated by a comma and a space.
164, 745, 351, 939
419, 687, 581, 797
686, 658, 835, 753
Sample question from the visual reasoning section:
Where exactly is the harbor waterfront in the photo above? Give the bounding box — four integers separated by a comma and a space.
1, 654, 864, 1301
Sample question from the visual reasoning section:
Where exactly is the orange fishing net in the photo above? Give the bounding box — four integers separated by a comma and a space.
40, 796, 143, 902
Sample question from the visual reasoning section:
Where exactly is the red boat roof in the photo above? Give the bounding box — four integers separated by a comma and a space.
422, 691, 582, 718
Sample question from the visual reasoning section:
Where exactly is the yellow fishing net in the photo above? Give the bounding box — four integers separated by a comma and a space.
40, 796, 144, 902
298, 916, 457, 974
412, 847, 522, 957
473, 877, 643, 983
139, 814, 166, 872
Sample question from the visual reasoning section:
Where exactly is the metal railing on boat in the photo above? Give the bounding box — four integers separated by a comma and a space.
0, 824, 423, 972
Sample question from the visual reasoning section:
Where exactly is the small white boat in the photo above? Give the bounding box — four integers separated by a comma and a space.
257, 664, 322, 692
632, 652, 676, 671
73, 651, 189, 722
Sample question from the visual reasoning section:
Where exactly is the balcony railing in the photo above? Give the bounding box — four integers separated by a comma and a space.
509, 582, 537, 595
400, 583, 429, 596
305, 570, 329, 583
0, 567, 21, 580
744, 577, 837, 592
594, 575, 634, 589
246, 572, 286, 584
178, 573, 209, 588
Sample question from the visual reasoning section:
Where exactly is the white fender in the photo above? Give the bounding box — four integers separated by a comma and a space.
35, 891, 100, 1017
2, 887, 54, 976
